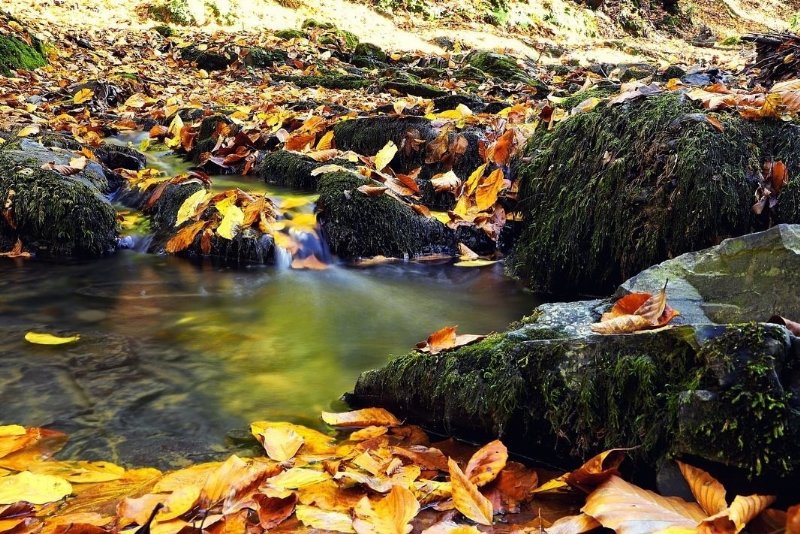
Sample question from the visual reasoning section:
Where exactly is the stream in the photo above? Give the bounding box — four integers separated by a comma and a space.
0, 135, 540, 469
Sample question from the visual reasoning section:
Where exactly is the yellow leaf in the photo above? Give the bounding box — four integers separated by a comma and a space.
0, 471, 72, 505
295, 505, 354, 532
582, 475, 706, 533
17, 125, 40, 137
260, 427, 304, 462
374, 141, 398, 171
251, 421, 336, 455
464, 163, 487, 197
216, 202, 244, 240
474, 168, 505, 211
321, 408, 401, 428
69, 156, 87, 170
165, 114, 184, 149
0, 426, 26, 437
73, 88, 94, 104
465, 440, 507, 487
572, 97, 601, 114
421, 522, 480, 533
266, 468, 330, 490
453, 259, 498, 268
353, 485, 420, 534
124, 93, 147, 108
31, 460, 124, 483
157, 486, 202, 521
316, 130, 335, 150
448, 458, 493, 526
175, 189, 209, 227
24, 332, 80, 345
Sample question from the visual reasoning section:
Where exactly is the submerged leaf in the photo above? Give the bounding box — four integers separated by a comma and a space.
0, 471, 72, 505
24, 332, 80, 345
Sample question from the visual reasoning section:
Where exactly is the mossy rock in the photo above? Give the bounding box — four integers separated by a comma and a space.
316, 171, 458, 258
153, 24, 174, 37
378, 79, 447, 98
179, 45, 235, 71
301, 18, 335, 30
0, 152, 117, 258
274, 29, 306, 40
353, 318, 800, 486
467, 50, 545, 93
352, 42, 388, 69
318, 29, 360, 51
259, 150, 355, 191
245, 47, 288, 68
0, 34, 46, 76
510, 92, 800, 295
148, 0, 197, 25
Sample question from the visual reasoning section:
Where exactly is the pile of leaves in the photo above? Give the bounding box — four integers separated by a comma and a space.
1, 409, 798, 533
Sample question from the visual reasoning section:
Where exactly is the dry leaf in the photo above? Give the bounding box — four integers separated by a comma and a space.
465, 440, 507, 488
322, 409, 401, 428
448, 458, 493, 526
353, 485, 419, 534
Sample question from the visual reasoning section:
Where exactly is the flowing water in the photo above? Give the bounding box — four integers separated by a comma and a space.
0, 136, 540, 469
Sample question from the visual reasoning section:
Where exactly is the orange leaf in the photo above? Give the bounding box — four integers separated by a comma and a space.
474, 168, 505, 212
164, 220, 206, 254
464, 440, 507, 488
486, 130, 514, 166
353, 485, 419, 534
448, 458, 493, 526
357, 185, 388, 197
423, 326, 456, 353
254, 493, 296, 530
788, 504, 800, 533
699, 494, 776, 534
582, 475, 706, 533
677, 462, 727, 516
590, 314, 652, 334
322, 408, 401, 428
633, 283, 668, 324
600, 292, 650, 321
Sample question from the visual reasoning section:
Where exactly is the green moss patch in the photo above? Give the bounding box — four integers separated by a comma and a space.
0, 34, 46, 76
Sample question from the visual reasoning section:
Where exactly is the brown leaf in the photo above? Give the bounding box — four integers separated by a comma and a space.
705, 115, 725, 133
600, 293, 651, 321
448, 458, 493, 526
418, 326, 456, 353
357, 184, 388, 197
535, 448, 627, 494
764, 161, 789, 194
633, 282, 668, 323
254, 493, 296, 530
787, 504, 800, 533
699, 494, 776, 534
590, 314, 652, 335
164, 220, 206, 254
465, 440, 507, 488
582, 475, 706, 532
486, 130, 514, 166
425, 128, 451, 165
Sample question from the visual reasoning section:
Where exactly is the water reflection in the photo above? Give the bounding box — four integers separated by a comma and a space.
0, 252, 538, 468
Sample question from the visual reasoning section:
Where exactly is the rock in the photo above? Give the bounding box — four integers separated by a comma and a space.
274, 73, 372, 91
69, 80, 128, 109
274, 29, 306, 40
244, 47, 288, 68
258, 150, 355, 191
0, 34, 46, 75
467, 50, 546, 94
350, 227, 800, 488
316, 171, 458, 258
352, 42, 388, 68
94, 143, 147, 172
509, 92, 800, 295
0, 144, 117, 258
179, 45, 235, 71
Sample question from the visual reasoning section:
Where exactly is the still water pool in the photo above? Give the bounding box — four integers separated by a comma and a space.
0, 247, 538, 469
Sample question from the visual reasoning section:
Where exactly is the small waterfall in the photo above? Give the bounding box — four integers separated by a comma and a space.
273, 243, 293, 269
117, 233, 155, 253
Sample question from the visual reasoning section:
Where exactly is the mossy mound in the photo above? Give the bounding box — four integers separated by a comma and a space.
0, 34, 46, 76
0, 153, 117, 258
316, 171, 457, 258
274, 73, 372, 91
510, 92, 800, 295
352, 42, 388, 68
352, 311, 800, 484
274, 29, 306, 40
179, 45, 235, 71
245, 47, 289, 68
259, 150, 355, 191
467, 51, 545, 93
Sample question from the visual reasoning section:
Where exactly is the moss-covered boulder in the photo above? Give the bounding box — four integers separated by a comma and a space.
352, 42, 388, 68
467, 50, 546, 94
0, 34, 46, 75
259, 150, 356, 191
510, 92, 800, 295
179, 45, 235, 71
244, 47, 288, 68
0, 145, 117, 258
274, 73, 372, 91
316, 171, 458, 258
351, 226, 800, 485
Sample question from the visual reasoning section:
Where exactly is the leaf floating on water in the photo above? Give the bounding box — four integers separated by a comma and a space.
322, 408, 401, 428
453, 259, 499, 268
0, 471, 72, 505
24, 332, 80, 345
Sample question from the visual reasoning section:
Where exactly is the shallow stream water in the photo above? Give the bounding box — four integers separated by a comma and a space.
0, 136, 540, 469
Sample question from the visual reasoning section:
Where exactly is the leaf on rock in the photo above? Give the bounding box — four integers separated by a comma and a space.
215, 201, 244, 240
73, 89, 94, 104
374, 141, 398, 172
316, 130, 335, 151
164, 220, 206, 254
591, 282, 679, 334
430, 171, 462, 193
174, 189, 209, 227
474, 168, 505, 211
416, 326, 485, 354
582, 475, 706, 533
448, 458, 493, 526
357, 184, 388, 197
699, 494, 776, 533
322, 409, 401, 428
24, 332, 80, 345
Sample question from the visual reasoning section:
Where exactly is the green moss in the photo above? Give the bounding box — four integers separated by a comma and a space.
259, 150, 335, 191
153, 24, 174, 37
301, 18, 335, 30
316, 171, 457, 258
245, 47, 288, 68
318, 29, 360, 50
681, 324, 799, 477
510, 92, 800, 295
0, 155, 117, 257
559, 86, 616, 110
467, 51, 545, 93
149, 0, 196, 25
274, 29, 306, 40
353, 42, 387, 62
0, 35, 46, 76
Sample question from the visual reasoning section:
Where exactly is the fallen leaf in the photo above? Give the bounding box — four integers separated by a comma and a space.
448, 458, 493, 526
291, 255, 328, 270
582, 475, 706, 532
474, 168, 505, 211
465, 440, 507, 488
357, 184, 388, 197
677, 462, 727, 516
73, 89, 94, 105
0, 471, 72, 505
254, 493, 296, 529
164, 220, 206, 254
24, 332, 80, 345
295, 504, 354, 532
430, 171, 461, 193
260, 427, 304, 462
374, 141, 398, 171
353, 485, 419, 534
322, 409, 401, 428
